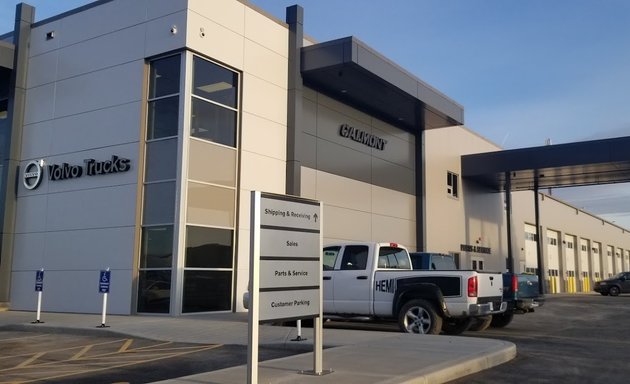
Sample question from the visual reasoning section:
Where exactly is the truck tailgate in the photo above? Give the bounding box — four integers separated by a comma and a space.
475, 271, 503, 298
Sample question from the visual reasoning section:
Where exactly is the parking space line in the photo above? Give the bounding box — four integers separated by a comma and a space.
14, 352, 45, 369
0, 334, 48, 343
0, 343, 224, 384
117, 339, 133, 353
69, 345, 93, 360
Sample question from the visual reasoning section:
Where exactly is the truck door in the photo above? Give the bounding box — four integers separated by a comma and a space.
330, 244, 371, 315
322, 246, 341, 313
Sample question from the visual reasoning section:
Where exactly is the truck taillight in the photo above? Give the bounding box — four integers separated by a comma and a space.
468, 276, 478, 297
389, 243, 398, 248
511, 274, 519, 299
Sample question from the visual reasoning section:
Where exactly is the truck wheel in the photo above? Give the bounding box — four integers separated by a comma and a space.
490, 311, 514, 328
609, 286, 620, 296
398, 299, 442, 335
468, 315, 492, 332
441, 317, 472, 335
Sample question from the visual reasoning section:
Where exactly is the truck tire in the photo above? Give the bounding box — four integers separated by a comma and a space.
441, 317, 472, 335
468, 315, 492, 332
608, 286, 620, 296
398, 299, 442, 335
490, 311, 514, 328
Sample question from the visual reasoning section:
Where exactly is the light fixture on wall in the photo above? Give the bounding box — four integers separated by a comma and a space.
170, 25, 177, 35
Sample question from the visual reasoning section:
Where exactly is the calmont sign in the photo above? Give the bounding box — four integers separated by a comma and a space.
23, 155, 131, 190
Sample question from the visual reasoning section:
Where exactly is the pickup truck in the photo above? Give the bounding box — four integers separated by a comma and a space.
323, 242, 506, 335
489, 272, 544, 329
409, 251, 544, 331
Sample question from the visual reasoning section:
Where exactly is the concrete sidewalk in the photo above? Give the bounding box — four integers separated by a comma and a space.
0, 310, 516, 383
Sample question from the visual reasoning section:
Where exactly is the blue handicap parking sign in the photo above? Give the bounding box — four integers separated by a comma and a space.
35, 270, 44, 292
99, 270, 111, 293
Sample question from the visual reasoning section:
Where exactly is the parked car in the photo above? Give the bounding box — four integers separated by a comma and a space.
594, 272, 630, 296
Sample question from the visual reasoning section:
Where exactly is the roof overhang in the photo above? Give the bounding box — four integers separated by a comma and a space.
462, 136, 630, 191
0, 40, 15, 70
301, 37, 464, 133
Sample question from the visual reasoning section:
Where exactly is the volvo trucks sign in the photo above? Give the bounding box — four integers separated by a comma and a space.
22, 156, 131, 190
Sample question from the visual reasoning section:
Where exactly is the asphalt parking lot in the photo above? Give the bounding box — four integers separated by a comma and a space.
448, 293, 630, 383
0, 328, 295, 383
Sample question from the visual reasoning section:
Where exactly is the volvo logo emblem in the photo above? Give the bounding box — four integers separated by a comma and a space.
23, 160, 43, 190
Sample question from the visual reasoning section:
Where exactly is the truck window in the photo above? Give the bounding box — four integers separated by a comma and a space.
340, 245, 368, 270
378, 247, 410, 269
432, 254, 457, 270
323, 246, 341, 270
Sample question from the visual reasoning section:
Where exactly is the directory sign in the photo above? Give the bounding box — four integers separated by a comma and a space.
251, 192, 322, 322
248, 191, 326, 382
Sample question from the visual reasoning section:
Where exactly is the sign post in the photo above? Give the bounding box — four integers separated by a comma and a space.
247, 191, 330, 383
97, 268, 111, 328
32, 268, 44, 324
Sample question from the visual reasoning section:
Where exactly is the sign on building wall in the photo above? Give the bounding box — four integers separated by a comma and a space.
22, 156, 131, 190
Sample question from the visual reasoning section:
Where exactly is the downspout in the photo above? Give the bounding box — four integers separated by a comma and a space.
285, 5, 304, 196
505, 172, 514, 272
534, 175, 546, 294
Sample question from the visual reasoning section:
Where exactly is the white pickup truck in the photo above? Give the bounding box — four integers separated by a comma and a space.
323, 242, 507, 335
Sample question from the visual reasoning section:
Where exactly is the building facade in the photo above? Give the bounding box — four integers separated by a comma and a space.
1, 0, 629, 316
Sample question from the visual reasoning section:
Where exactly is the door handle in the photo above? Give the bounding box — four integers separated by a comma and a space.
323, 276, 331, 280
357, 276, 368, 280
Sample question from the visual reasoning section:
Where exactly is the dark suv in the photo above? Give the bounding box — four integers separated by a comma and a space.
594, 272, 630, 296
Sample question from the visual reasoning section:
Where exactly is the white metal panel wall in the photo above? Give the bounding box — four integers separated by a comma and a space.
10, 0, 190, 314
424, 126, 504, 271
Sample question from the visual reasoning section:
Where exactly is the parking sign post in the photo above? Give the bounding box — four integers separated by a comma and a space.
97, 268, 111, 328
32, 268, 45, 324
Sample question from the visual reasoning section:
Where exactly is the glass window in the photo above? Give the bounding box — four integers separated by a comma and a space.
145, 138, 177, 182
149, 55, 181, 99
323, 246, 340, 270
0, 98, 7, 120
447, 171, 459, 198
193, 57, 237, 108
140, 226, 173, 268
378, 246, 411, 269
188, 139, 236, 186
147, 96, 179, 140
182, 270, 232, 313
137, 270, 171, 313
186, 182, 235, 227
340, 246, 368, 270
185, 226, 233, 268
143, 181, 176, 225
191, 98, 236, 146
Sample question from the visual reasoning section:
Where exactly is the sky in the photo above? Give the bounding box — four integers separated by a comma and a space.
2, 0, 630, 227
